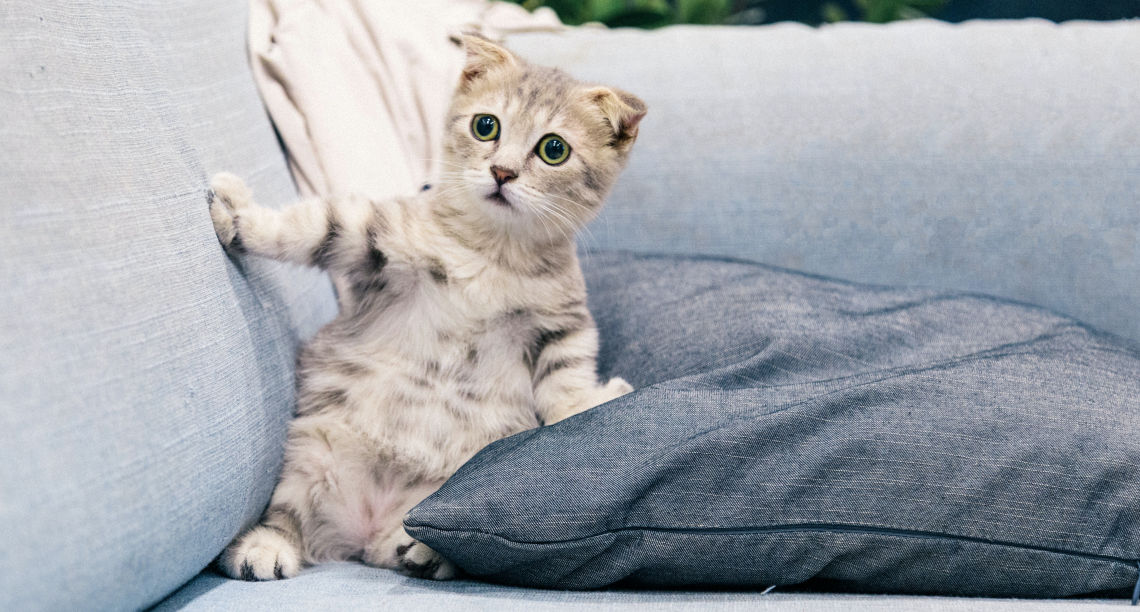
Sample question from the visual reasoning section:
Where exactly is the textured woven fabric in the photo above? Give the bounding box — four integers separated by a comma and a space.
406, 252, 1140, 598
506, 22, 1140, 345
0, 1, 336, 610
155, 563, 1126, 611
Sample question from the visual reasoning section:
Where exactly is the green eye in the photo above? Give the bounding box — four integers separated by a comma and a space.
536, 134, 570, 165
471, 114, 499, 141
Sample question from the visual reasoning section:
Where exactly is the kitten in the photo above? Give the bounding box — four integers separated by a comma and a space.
209, 34, 646, 581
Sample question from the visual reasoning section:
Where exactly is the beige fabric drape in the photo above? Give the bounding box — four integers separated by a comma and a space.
248, 0, 562, 200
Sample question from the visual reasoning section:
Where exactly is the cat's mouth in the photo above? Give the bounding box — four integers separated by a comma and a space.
486, 190, 511, 207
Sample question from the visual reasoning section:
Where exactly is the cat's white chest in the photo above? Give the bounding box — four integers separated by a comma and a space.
335, 261, 539, 437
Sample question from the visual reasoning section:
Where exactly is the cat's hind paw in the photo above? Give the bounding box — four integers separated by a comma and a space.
396, 541, 457, 581
208, 172, 253, 251
220, 525, 302, 581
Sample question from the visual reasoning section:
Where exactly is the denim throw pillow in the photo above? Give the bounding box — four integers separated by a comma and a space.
405, 252, 1140, 598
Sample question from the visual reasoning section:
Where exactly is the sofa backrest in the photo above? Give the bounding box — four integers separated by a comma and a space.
0, 1, 336, 609
508, 21, 1140, 345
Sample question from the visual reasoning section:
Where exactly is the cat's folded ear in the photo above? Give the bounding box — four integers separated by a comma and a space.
583, 86, 647, 147
456, 33, 518, 91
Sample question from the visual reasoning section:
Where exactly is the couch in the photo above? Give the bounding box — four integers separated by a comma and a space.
2, 1, 1137, 610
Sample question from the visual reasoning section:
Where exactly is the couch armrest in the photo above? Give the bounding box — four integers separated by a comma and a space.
0, 2, 336, 610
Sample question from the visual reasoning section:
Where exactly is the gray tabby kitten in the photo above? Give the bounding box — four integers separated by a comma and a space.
209, 35, 645, 581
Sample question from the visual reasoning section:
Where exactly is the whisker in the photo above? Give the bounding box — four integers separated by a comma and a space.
538, 191, 602, 253
529, 201, 559, 241
534, 195, 578, 229
532, 198, 576, 244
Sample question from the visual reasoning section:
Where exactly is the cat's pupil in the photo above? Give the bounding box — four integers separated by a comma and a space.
544, 138, 564, 159
476, 116, 496, 137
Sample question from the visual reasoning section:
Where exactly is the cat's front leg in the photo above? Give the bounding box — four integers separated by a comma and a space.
208, 172, 394, 275
530, 323, 634, 425
220, 504, 304, 581
540, 375, 633, 425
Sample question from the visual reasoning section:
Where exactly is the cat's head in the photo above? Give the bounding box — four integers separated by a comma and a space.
438, 34, 646, 242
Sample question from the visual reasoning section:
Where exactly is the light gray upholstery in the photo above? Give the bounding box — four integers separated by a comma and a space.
153, 562, 1127, 611
0, 1, 335, 610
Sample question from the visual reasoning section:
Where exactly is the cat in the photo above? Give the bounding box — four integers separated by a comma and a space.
208, 34, 646, 581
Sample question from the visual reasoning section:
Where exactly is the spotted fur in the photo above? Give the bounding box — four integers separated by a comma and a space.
211, 34, 645, 582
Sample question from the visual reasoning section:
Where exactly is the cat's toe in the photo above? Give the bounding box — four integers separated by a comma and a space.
208, 199, 239, 250
397, 541, 456, 580
207, 173, 251, 250
209, 172, 253, 210
605, 376, 634, 397
222, 527, 302, 581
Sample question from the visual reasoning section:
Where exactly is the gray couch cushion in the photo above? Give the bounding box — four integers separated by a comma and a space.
0, 1, 336, 610
507, 21, 1140, 344
406, 252, 1140, 598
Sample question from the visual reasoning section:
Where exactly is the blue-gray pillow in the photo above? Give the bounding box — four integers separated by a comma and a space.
405, 252, 1140, 598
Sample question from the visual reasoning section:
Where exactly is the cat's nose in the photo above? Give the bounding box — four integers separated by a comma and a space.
490, 165, 518, 186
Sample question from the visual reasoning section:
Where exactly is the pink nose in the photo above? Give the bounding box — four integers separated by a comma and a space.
491, 165, 518, 186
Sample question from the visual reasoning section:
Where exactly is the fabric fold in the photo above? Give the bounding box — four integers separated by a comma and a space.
248, 0, 563, 200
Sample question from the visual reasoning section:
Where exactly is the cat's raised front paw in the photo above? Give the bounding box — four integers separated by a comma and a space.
396, 540, 457, 580
208, 172, 253, 251
221, 526, 302, 581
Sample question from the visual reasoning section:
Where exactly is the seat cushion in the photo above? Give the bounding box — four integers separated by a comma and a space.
153, 563, 1125, 611
405, 251, 1140, 598
0, 1, 336, 610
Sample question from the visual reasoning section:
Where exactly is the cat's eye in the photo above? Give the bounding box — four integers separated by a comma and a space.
536, 134, 570, 165
471, 114, 500, 141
